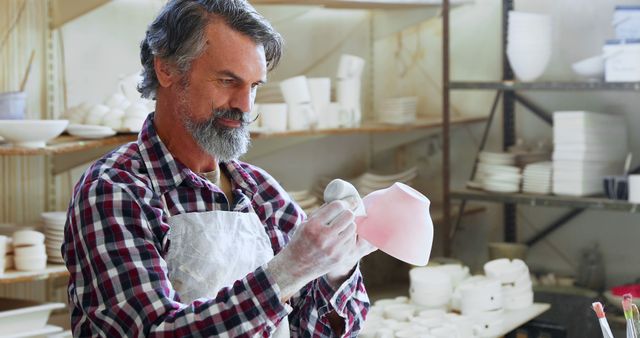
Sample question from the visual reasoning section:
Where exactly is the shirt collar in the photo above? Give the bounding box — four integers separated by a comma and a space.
137, 113, 192, 195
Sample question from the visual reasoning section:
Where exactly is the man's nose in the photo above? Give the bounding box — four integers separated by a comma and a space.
229, 86, 253, 113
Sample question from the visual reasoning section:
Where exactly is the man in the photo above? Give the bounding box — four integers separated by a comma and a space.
63, 0, 376, 337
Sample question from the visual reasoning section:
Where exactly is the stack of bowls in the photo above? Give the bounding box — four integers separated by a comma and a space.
0, 235, 11, 274
287, 190, 321, 215
475, 152, 521, 193
12, 230, 47, 271
484, 258, 534, 311
507, 11, 553, 81
41, 212, 66, 264
522, 161, 553, 194
409, 267, 453, 309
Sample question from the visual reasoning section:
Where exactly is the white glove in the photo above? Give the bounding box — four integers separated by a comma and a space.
323, 179, 366, 217
322, 179, 375, 285
267, 199, 362, 300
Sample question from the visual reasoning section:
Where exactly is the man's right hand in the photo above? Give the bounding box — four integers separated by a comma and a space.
266, 198, 360, 301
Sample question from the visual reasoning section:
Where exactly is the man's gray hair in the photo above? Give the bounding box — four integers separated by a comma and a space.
138, 0, 283, 99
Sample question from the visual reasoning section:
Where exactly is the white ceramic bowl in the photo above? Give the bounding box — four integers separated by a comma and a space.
12, 230, 45, 247
507, 49, 552, 81
484, 258, 529, 284
14, 255, 47, 271
0, 120, 69, 148
572, 55, 605, 79
460, 277, 503, 315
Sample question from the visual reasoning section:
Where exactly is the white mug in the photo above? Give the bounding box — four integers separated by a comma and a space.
336, 79, 362, 127
288, 103, 314, 131
307, 77, 330, 126
279, 76, 312, 105
336, 54, 366, 79
259, 103, 287, 132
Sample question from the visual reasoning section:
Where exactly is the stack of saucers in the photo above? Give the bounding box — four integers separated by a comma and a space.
287, 190, 322, 215
41, 212, 66, 264
357, 167, 418, 196
522, 161, 552, 194
474, 152, 521, 193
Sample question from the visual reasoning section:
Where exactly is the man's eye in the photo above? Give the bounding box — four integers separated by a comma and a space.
220, 79, 234, 86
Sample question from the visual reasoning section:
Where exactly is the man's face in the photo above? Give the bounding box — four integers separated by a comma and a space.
176, 21, 267, 162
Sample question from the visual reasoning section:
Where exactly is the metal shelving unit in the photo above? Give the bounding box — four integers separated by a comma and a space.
450, 81, 640, 91
442, 0, 640, 251
451, 189, 640, 213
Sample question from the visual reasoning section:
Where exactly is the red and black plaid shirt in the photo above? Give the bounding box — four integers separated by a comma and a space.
63, 114, 369, 337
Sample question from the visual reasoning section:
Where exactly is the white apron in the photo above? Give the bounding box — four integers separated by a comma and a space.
163, 198, 290, 337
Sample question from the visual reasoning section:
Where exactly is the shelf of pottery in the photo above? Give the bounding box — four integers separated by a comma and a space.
465, 111, 638, 204
361, 259, 550, 338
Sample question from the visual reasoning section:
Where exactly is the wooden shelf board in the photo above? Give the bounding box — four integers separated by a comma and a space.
252, 0, 473, 9
0, 264, 68, 284
0, 115, 486, 156
251, 115, 487, 139
0, 134, 138, 156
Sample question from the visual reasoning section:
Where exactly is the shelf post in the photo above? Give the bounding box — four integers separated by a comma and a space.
502, 0, 517, 243
442, 0, 452, 256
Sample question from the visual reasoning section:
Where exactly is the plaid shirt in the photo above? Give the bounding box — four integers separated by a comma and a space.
63, 114, 369, 337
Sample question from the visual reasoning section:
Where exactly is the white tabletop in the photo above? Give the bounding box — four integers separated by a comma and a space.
495, 303, 551, 337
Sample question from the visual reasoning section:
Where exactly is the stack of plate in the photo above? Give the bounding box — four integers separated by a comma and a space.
522, 161, 552, 194
469, 152, 521, 193
41, 212, 66, 264
553, 111, 627, 196
67, 124, 116, 139
356, 167, 418, 196
377, 97, 418, 125
287, 190, 321, 215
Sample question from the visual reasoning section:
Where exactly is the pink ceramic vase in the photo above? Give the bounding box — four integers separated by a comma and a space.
356, 182, 433, 266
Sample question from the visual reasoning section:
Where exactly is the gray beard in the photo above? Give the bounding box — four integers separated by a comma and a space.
183, 110, 251, 163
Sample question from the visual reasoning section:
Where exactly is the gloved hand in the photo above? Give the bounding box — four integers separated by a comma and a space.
322, 179, 376, 286
267, 198, 364, 300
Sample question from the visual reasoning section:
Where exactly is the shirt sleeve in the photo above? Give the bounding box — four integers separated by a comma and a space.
64, 175, 289, 337
245, 164, 370, 337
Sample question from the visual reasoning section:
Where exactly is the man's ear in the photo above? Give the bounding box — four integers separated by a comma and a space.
154, 56, 175, 88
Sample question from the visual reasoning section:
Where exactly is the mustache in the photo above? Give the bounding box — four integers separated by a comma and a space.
212, 107, 259, 127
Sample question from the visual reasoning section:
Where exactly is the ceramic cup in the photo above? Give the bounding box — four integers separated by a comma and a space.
259, 103, 287, 132
336, 79, 361, 127
307, 77, 330, 126
0, 91, 26, 120
322, 102, 343, 129
288, 103, 315, 131
356, 183, 433, 266
279, 76, 312, 105
336, 54, 366, 79
85, 104, 110, 126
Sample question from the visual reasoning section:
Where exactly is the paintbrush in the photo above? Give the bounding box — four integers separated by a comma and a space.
19, 50, 35, 92
623, 294, 638, 338
593, 302, 615, 338
632, 304, 640, 334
